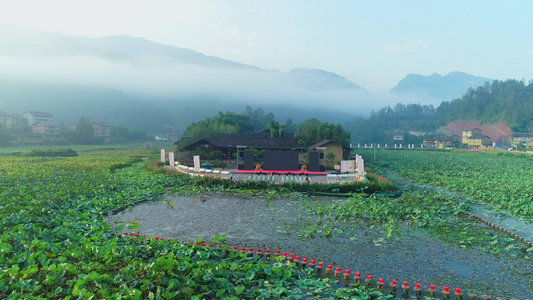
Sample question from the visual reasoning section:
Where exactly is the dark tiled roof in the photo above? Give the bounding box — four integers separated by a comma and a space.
469, 133, 491, 140
209, 135, 303, 150
176, 134, 304, 150
308, 139, 334, 149
308, 140, 350, 151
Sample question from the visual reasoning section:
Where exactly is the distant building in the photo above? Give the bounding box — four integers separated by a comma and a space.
461, 128, 482, 144
450, 135, 461, 142
392, 130, 404, 141
435, 136, 454, 149
154, 135, 168, 141
0, 112, 27, 131
22, 111, 53, 125
424, 135, 461, 149
511, 133, 533, 149
92, 122, 111, 140
462, 128, 492, 149
423, 138, 436, 148
31, 122, 61, 139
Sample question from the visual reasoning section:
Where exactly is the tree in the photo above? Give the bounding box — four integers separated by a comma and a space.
244, 106, 275, 130
268, 121, 285, 138
297, 119, 320, 146
284, 118, 297, 133
326, 151, 336, 169
184, 111, 254, 137
69, 117, 104, 145
297, 119, 350, 146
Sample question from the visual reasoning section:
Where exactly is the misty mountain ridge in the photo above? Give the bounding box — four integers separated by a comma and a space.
72, 35, 261, 70
0, 22, 502, 135
0, 22, 128, 61
289, 68, 366, 91
0, 23, 375, 133
73, 35, 366, 92
390, 71, 492, 100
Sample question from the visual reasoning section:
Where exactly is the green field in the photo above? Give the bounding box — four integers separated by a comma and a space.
1, 147, 532, 299
362, 149, 533, 219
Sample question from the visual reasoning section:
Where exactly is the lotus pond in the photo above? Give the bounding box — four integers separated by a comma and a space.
115, 189, 533, 299
1, 147, 532, 299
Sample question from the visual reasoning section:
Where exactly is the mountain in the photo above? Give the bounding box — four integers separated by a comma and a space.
72, 35, 260, 70
390, 71, 492, 100
0, 22, 128, 61
0, 23, 372, 134
289, 68, 366, 91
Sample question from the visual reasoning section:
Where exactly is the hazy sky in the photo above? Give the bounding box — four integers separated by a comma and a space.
0, 0, 531, 93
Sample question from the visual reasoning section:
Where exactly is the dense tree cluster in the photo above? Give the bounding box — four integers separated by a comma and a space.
184, 111, 255, 137
184, 107, 351, 147
243, 106, 275, 131
297, 119, 351, 147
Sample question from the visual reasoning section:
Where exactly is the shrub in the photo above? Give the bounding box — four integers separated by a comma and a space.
26, 148, 79, 157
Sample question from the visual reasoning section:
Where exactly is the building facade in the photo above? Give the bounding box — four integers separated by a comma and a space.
22, 111, 53, 126
511, 133, 533, 149
462, 128, 492, 149
92, 122, 111, 141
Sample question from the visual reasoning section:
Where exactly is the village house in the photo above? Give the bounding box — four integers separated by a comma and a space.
176, 133, 306, 160
462, 128, 493, 149
392, 130, 404, 141
22, 111, 53, 125
511, 133, 533, 149
176, 132, 350, 171
423, 136, 457, 149
307, 139, 349, 166
422, 138, 437, 148
91, 122, 111, 141
31, 122, 61, 138
20, 111, 63, 140
0, 112, 26, 131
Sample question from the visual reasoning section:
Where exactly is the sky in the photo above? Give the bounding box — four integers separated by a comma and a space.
0, 0, 532, 94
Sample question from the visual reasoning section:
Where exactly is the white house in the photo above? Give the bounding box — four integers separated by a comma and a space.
22, 111, 53, 126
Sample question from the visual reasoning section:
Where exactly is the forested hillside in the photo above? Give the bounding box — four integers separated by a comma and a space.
436, 80, 533, 132
346, 79, 533, 144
